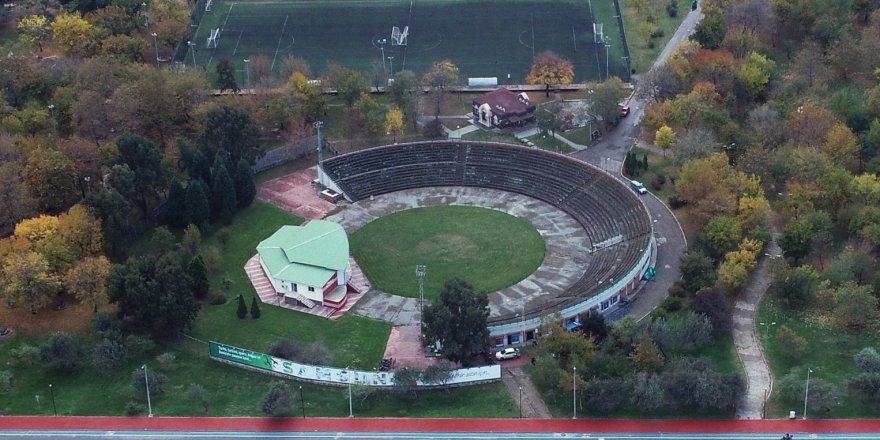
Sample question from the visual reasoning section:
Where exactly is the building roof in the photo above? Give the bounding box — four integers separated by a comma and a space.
256, 220, 349, 287
472, 88, 535, 118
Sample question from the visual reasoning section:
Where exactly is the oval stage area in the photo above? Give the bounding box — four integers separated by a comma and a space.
320, 141, 654, 347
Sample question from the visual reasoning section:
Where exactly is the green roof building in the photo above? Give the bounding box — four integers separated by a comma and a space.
256, 220, 351, 309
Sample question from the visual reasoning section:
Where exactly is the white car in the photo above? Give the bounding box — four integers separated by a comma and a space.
495, 347, 520, 361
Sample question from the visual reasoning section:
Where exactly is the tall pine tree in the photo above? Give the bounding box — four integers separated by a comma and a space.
234, 159, 256, 209
163, 179, 188, 228
250, 296, 261, 319
211, 163, 236, 225
236, 294, 247, 319
185, 180, 210, 229
188, 255, 209, 299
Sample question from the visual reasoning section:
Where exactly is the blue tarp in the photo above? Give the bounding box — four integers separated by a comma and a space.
564, 321, 583, 332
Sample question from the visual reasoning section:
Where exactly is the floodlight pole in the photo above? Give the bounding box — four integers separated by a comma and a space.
346, 369, 354, 418
388, 56, 394, 75
379, 39, 386, 74
299, 385, 305, 418
188, 41, 197, 67
142, 364, 153, 417
315, 121, 324, 186
803, 368, 812, 419
244, 58, 251, 88
605, 42, 611, 80
48, 384, 56, 416
572, 365, 577, 419
416, 265, 426, 323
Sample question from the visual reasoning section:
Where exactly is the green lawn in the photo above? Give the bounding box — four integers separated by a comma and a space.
560, 127, 593, 146
621, 0, 690, 73
351, 206, 545, 298
193, 0, 625, 81
624, 147, 677, 201
759, 292, 880, 418
461, 130, 520, 144
527, 133, 575, 154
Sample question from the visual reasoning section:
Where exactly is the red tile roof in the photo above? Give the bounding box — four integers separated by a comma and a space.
472, 87, 535, 118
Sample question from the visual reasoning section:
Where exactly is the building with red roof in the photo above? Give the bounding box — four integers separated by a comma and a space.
472, 87, 536, 129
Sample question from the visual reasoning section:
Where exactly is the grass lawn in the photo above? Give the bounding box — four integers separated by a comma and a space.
461, 130, 521, 144
527, 133, 575, 154
759, 292, 880, 418
350, 206, 545, 298
624, 147, 677, 201
621, 0, 690, 73
560, 127, 592, 146
192, 0, 624, 82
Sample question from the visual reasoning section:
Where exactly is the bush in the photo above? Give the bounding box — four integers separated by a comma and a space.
651, 177, 663, 190
668, 194, 687, 209
647, 40, 656, 49
423, 118, 446, 139
692, 289, 732, 336
186, 383, 209, 413
40, 332, 83, 371
668, 282, 688, 298
156, 352, 176, 367
200, 245, 223, 274
776, 326, 807, 360
300, 341, 333, 366
651, 29, 666, 39
124, 334, 156, 360
267, 339, 303, 361
131, 367, 168, 398
91, 313, 122, 341
208, 293, 227, 305
94, 338, 125, 373
661, 296, 682, 312
0, 371, 13, 392
666, 1, 678, 17
125, 401, 145, 416
261, 381, 294, 417
855, 347, 880, 373
216, 227, 231, 249
11, 343, 40, 367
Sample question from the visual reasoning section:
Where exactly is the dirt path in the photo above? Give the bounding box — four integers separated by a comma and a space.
501, 365, 552, 419
733, 228, 780, 419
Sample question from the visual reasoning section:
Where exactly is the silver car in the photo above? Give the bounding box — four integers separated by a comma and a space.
495, 347, 520, 361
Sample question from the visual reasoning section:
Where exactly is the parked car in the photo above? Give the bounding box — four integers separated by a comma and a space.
630, 180, 647, 195
495, 347, 521, 360
619, 105, 631, 118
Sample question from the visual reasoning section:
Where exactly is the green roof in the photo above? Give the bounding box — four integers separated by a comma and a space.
256, 220, 349, 287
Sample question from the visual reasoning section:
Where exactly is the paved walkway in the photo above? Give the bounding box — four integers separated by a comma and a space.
734, 229, 780, 419
502, 366, 552, 418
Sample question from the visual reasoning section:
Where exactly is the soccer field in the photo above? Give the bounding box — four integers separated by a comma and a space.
190, 0, 628, 84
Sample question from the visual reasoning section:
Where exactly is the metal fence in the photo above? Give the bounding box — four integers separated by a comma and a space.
612, 0, 633, 78
252, 136, 318, 173
172, 0, 209, 65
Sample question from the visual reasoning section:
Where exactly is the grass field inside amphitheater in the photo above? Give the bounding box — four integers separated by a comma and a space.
189, 0, 628, 83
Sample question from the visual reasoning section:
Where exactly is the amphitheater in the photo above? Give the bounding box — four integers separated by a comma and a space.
319, 141, 655, 347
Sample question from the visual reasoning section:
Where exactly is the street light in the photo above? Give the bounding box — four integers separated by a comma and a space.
187, 41, 197, 67
48, 383, 56, 416
388, 56, 394, 75
759, 321, 776, 342
84, 176, 91, 193
416, 265, 426, 320
587, 89, 594, 142
519, 386, 523, 418
604, 42, 611, 80
572, 365, 577, 419
378, 39, 386, 73
803, 368, 813, 419
346, 369, 353, 418
150, 32, 159, 69
142, 364, 153, 417
244, 58, 251, 89
299, 385, 305, 418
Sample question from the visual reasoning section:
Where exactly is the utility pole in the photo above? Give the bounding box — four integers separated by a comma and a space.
803, 368, 813, 419
379, 39, 386, 73
142, 364, 153, 417
150, 32, 159, 69
188, 41, 197, 67
315, 121, 324, 186
416, 265, 426, 323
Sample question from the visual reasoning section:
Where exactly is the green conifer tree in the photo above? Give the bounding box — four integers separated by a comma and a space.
250, 296, 261, 319
188, 256, 209, 299
236, 294, 247, 319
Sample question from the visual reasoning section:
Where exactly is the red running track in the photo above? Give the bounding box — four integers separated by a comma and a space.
3, 417, 880, 433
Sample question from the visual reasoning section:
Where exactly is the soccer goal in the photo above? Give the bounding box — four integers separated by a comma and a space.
206, 28, 220, 48
593, 23, 604, 44
391, 26, 408, 46
205, 0, 213, 11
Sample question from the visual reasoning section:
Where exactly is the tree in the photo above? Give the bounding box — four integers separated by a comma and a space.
186, 383, 209, 413
579, 310, 608, 342
630, 372, 666, 411
389, 70, 417, 107
236, 293, 247, 319
422, 60, 459, 116
738, 51, 776, 98
250, 296, 261, 319
215, 58, 239, 93
107, 255, 199, 338
392, 367, 421, 396
210, 162, 236, 225
162, 180, 188, 228
829, 281, 878, 334
779, 219, 813, 262
182, 224, 201, 256
526, 51, 575, 97
589, 77, 629, 127
65, 256, 111, 312
776, 326, 807, 359
674, 127, 720, 166
690, 8, 725, 49
421, 279, 489, 366
535, 322, 597, 369
384, 106, 404, 141
188, 256, 209, 300
83, 190, 133, 260
51, 12, 98, 55
17, 15, 50, 52
692, 288, 732, 335
39, 332, 83, 371
234, 159, 256, 209
654, 125, 676, 157
113, 133, 165, 213
855, 347, 880, 373
93, 338, 124, 373
584, 377, 627, 412
201, 105, 260, 164
261, 380, 294, 416
630, 333, 664, 371
821, 122, 860, 172
702, 216, 742, 258
132, 366, 168, 398
2, 251, 59, 314
54, 204, 104, 263
773, 264, 818, 309
536, 102, 563, 137
334, 68, 368, 106
669, 311, 713, 352
24, 148, 80, 214
185, 180, 210, 229
680, 252, 716, 292
716, 240, 760, 289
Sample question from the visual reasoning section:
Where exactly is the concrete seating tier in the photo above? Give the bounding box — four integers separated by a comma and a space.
321, 141, 652, 309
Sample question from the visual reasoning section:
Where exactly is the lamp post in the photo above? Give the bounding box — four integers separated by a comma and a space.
604, 42, 611, 80
587, 89, 594, 142
388, 56, 394, 75
572, 366, 577, 419
346, 370, 353, 418
519, 386, 523, 418
150, 32, 159, 69
48, 383, 56, 416
314, 121, 324, 186
244, 58, 251, 89
520, 303, 526, 344
378, 39, 386, 73
759, 321, 776, 342
299, 385, 305, 418
142, 364, 153, 417
141, 2, 148, 27
47, 104, 55, 135
803, 368, 813, 419
187, 41, 197, 67
84, 176, 91, 193
416, 265, 426, 325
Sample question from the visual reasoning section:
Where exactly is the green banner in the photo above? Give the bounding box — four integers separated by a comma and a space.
209, 341, 274, 371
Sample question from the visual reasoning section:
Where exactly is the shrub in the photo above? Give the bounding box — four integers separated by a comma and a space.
692, 289, 732, 335
261, 381, 294, 416
647, 40, 656, 49
131, 367, 168, 397
669, 312, 713, 352
91, 313, 122, 341
125, 401, 145, 416
156, 352, 176, 367
124, 334, 156, 359
668, 282, 688, 298
200, 245, 223, 274
208, 293, 227, 305
300, 341, 333, 366
0, 371, 13, 392
94, 338, 125, 373
40, 332, 83, 371
668, 194, 687, 209
11, 343, 40, 367
651, 177, 663, 190
656, 174, 666, 185
216, 227, 231, 249
651, 29, 665, 39
855, 347, 880, 373
186, 383, 209, 413
661, 296, 682, 313
776, 326, 807, 360
666, 1, 678, 17
423, 118, 446, 139
267, 339, 303, 361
